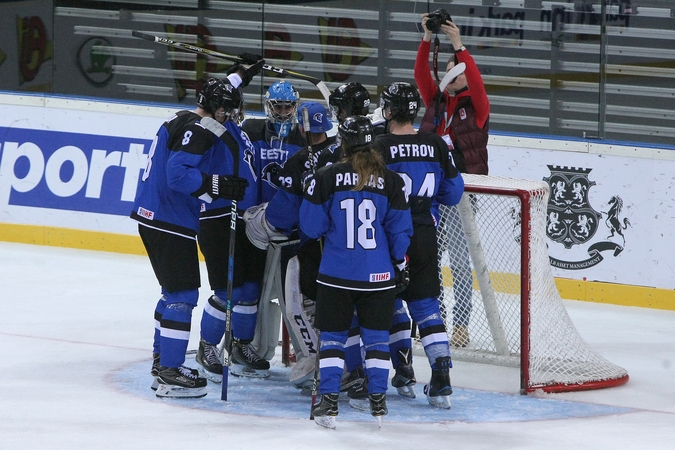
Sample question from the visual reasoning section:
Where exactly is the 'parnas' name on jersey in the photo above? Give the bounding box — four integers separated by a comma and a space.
335, 172, 385, 190
389, 143, 435, 159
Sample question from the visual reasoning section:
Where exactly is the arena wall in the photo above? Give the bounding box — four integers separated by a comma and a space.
1, 92, 673, 310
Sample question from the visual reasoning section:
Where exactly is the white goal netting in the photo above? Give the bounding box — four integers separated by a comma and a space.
436, 174, 629, 393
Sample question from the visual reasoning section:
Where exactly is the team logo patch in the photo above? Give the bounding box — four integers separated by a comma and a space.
370, 272, 391, 282
459, 108, 467, 120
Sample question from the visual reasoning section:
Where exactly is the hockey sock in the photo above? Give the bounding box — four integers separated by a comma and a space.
407, 297, 452, 369
200, 294, 227, 345
389, 298, 412, 368
153, 293, 167, 355
319, 330, 348, 394
221, 282, 260, 342
343, 310, 363, 372
361, 327, 391, 394
159, 289, 198, 368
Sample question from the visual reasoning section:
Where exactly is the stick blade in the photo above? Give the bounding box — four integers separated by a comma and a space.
132, 31, 154, 41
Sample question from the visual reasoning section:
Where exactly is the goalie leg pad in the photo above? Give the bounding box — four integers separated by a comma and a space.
284, 256, 319, 360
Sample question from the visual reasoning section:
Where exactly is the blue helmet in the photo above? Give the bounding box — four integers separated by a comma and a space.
264, 81, 300, 137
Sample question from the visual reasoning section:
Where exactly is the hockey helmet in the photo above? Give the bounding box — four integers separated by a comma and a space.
329, 82, 371, 120
197, 78, 243, 120
338, 115, 375, 155
379, 82, 420, 121
264, 81, 300, 137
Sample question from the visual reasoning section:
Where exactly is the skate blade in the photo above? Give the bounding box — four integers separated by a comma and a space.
348, 397, 370, 412
198, 367, 223, 384
376, 416, 383, 428
426, 394, 452, 409
230, 364, 270, 378
155, 384, 207, 399
150, 377, 159, 391
396, 385, 416, 399
314, 415, 337, 429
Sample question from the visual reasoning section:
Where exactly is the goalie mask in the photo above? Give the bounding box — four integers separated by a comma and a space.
338, 115, 374, 156
379, 82, 420, 122
264, 81, 300, 138
329, 82, 371, 121
197, 78, 243, 123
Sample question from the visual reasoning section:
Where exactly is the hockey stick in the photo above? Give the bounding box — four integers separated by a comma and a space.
221, 199, 237, 401
198, 117, 241, 401
301, 107, 322, 420
132, 31, 332, 107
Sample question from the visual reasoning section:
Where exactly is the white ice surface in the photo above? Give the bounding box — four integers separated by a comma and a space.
1, 242, 674, 449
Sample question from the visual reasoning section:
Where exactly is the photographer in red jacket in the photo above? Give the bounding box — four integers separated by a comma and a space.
414, 12, 490, 176
414, 11, 490, 347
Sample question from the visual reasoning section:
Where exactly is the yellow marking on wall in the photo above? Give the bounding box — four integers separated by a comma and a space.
441, 266, 675, 311
2, 223, 673, 310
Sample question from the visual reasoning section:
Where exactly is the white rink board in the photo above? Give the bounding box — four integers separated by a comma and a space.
0, 93, 674, 290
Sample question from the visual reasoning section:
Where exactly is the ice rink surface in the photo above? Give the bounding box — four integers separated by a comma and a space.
1, 241, 674, 449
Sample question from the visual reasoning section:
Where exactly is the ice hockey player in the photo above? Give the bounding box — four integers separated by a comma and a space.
243, 101, 335, 390
132, 63, 261, 397
373, 81, 465, 409
301, 115, 413, 428
242, 80, 306, 203
194, 57, 275, 382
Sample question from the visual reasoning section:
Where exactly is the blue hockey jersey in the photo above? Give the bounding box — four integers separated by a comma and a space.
131, 110, 225, 237
199, 119, 261, 220
266, 136, 336, 242
373, 131, 464, 225
299, 161, 413, 291
241, 118, 305, 203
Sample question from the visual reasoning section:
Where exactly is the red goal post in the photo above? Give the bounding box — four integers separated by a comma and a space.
436, 174, 629, 394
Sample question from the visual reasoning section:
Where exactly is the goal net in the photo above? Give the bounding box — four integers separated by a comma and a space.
436, 174, 629, 394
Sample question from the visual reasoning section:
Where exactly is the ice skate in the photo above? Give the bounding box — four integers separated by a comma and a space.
231, 339, 270, 378
369, 393, 387, 427
151, 353, 161, 391
340, 365, 365, 394
423, 356, 452, 409
347, 376, 369, 411
311, 393, 339, 429
450, 325, 470, 348
391, 349, 416, 398
151, 353, 198, 391
155, 365, 207, 398
196, 339, 223, 383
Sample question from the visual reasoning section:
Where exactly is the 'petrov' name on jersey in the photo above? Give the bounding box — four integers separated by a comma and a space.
388, 143, 435, 160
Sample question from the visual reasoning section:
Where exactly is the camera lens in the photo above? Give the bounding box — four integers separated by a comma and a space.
427, 18, 440, 32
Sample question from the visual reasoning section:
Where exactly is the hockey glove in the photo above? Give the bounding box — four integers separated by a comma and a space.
242, 59, 265, 87
238, 52, 263, 65
228, 59, 265, 88
393, 255, 410, 294
192, 173, 248, 203
243, 202, 288, 250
